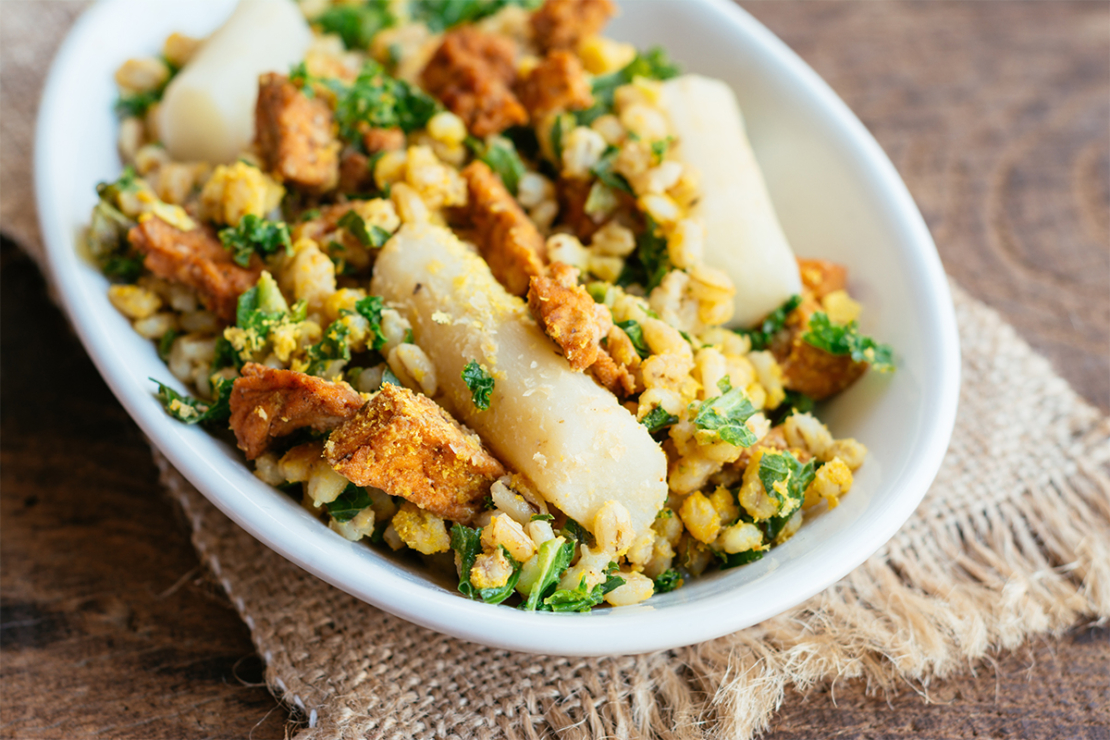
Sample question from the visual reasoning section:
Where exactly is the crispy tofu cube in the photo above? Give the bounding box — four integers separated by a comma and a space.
324, 384, 504, 523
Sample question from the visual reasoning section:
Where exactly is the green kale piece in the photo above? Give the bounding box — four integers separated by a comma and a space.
157, 329, 179, 362
354, 295, 389, 350
449, 525, 522, 605
767, 389, 814, 426
101, 254, 144, 283
411, 0, 542, 32
559, 518, 591, 547
640, 406, 679, 435
449, 523, 483, 599
337, 210, 392, 249
306, 320, 353, 376
520, 537, 575, 611
542, 567, 624, 613
113, 60, 178, 120
719, 548, 765, 570
333, 62, 438, 147
576, 47, 681, 125
548, 112, 576, 165
462, 360, 494, 410
381, 366, 403, 387
802, 312, 895, 372
692, 378, 759, 447
615, 319, 650, 358
479, 137, 526, 196
314, 1, 395, 50
590, 146, 634, 195
326, 484, 372, 522
650, 137, 672, 164
218, 214, 292, 267
757, 450, 815, 518
735, 294, 800, 351
212, 337, 239, 371
530, 513, 554, 522
617, 216, 670, 292
653, 568, 683, 593
151, 376, 233, 427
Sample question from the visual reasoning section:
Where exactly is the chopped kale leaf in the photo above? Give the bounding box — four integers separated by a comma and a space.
354, 295, 389, 350
616, 319, 650, 358
520, 537, 575, 611
337, 209, 392, 248
479, 137, 527, 196
151, 376, 233, 427
640, 406, 679, 435
326, 484, 372, 522
306, 320, 352, 377
757, 450, 815, 517
802, 312, 895, 371
314, 1, 395, 50
735, 294, 800, 351
692, 378, 759, 447
617, 216, 670, 292
157, 329, 179, 362
332, 62, 438, 146
653, 568, 683, 593
576, 47, 681, 125
462, 360, 494, 410
411, 0, 542, 33
767, 389, 814, 426
591, 146, 634, 195
719, 548, 765, 570
218, 214, 293, 267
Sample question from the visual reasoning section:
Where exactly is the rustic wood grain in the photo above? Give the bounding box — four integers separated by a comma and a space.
1, 2, 1107, 739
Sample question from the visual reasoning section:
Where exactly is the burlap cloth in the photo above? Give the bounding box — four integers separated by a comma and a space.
4, 4, 1109, 738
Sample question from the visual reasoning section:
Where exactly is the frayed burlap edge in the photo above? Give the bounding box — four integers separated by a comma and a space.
151, 282, 1109, 740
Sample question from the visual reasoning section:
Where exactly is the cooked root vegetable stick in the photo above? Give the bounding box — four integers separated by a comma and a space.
158, 0, 312, 164
659, 75, 802, 327
370, 224, 668, 536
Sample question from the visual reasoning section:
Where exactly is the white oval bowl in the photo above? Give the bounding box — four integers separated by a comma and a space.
36, 0, 960, 656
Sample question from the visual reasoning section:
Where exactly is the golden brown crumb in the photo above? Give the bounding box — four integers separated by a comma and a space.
325, 384, 505, 523
128, 217, 261, 322
229, 363, 365, 460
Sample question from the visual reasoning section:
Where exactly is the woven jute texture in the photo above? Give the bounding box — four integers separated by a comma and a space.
4, 4, 1109, 739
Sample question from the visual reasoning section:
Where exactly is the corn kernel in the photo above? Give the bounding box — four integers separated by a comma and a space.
426, 111, 467, 146
108, 285, 161, 320
578, 36, 637, 75
392, 502, 450, 554
679, 491, 722, 544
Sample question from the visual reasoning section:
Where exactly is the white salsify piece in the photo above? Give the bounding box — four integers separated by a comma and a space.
158, 0, 312, 164
659, 74, 803, 328
371, 223, 669, 538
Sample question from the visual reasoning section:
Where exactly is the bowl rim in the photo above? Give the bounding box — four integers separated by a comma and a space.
34, 0, 960, 656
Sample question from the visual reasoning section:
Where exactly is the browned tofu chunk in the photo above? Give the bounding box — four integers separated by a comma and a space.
772, 301, 867, 400
462, 161, 546, 296
531, 0, 617, 53
324, 384, 505, 523
797, 258, 848, 300
528, 262, 637, 396
229, 363, 365, 460
516, 50, 593, 119
528, 262, 609, 370
128, 217, 261, 322
421, 28, 527, 137
255, 73, 340, 193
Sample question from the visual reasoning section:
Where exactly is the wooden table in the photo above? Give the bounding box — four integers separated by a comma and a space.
2, 2, 1107, 737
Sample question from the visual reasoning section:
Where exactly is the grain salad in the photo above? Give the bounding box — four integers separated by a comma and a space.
87, 0, 894, 612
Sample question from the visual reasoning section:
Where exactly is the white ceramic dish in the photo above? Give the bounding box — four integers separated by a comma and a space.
36, 0, 960, 656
